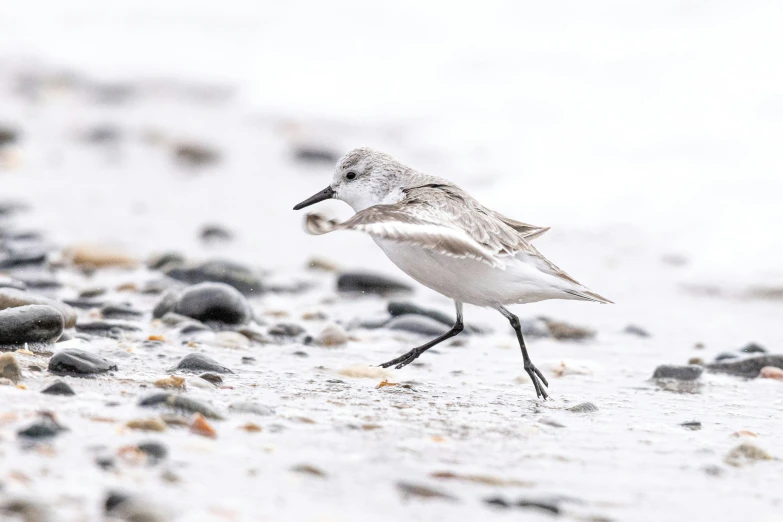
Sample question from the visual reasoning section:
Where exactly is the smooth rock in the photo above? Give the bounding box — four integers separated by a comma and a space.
540, 318, 595, 341
681, 421, 702, 430
337, 271, 412, 295
199, 224, 233, 243
156, 282, 251, 326
740, 343, 767, 354
164, 259, 263, 295
0, 248, 47, 269
0, 305, 64, 349
567, 402, 599, 413
139, 393, 224, 420
147, 252, 186, 270
316, 323, 348, 347
171, 353, 234, 374
174, 141, 221, 167
0, 353, 22, 382
0, 288, 77, 327
137, 441, 167, 463
198, 373, 223, 385
75, 321, 142, 338
229, 402, 275, 416
18, 414, 66, 439
41, 380, 75, 396
759, 366, 783, 380
293, 146, 339, 164
624, 324, 651, 337
269, 323, 306, 337
386, 315, 448, 336
653, 364, 703, 381
48, 348, 117, 375
724, 443, 773, 467
65, 244, 138, 268
706, 355, 783, 378
101, 303, 143, 320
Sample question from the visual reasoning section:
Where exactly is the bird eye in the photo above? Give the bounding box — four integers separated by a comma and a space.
346, 172, 357, 180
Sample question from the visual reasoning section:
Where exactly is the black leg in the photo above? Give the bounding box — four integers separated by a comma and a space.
379, 302, 464, 369
497, 306, 549, 399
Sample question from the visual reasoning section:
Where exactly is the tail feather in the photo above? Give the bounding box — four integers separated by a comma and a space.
563, 288, 614, 304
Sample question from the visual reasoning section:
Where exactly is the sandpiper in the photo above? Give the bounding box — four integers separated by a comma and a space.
293, 147, 611, 399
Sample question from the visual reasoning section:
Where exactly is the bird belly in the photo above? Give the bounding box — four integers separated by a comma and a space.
374, 239, 566, 307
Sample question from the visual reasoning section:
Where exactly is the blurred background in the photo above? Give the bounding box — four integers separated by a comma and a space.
3, 1, 783, 341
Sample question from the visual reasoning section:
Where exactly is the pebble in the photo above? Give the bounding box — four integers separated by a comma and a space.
338, 365, 391, 379
213, 331, 251, 348
652, 364, 704, 381
126, 417, 168, 432
759, 366, 783, 380
137, 441, 168, 463
567, 402, 599, 413
396, 482, 456, 502
706, 355, 783, 378
190, 413, 217, 438
199, 224, 233, 243
0, 126, 19, 146
147, 252, 186, 270
101, 303, 143, 320
724, 442, 773, 467
0, 305, 64, 349
0, 288, 77, 327
386, 315, 448, 336
0, 275, 26, 290
18, 414, 66, 439
41, 380, 76, 396
680, 421, 702, 431
174, 142, 221, 167
316, 323, 348, 347
484, 496, 561, 514
0, 353, 23, 383
75, 321, 142, 338
269, 323, 306, 337
229, 402, 275, 416
624, 324, 651, 337
154, 375, 186, 389
139, 393, 224, 420
540, 318, 595, 341
164, 259, 263, 295
48, 349, 118, 375
740, 342, 767, 354
388, 301, 453, 326
0, 498, 52, 522
104, 492, 168, 522
337, 271, 412, 295
64, 244, 138, 268
0, 248, 47, 269
291, 464, 326, 477
198, 373, 223, 385
172, 353, 234, 374
155, 282, 251, 326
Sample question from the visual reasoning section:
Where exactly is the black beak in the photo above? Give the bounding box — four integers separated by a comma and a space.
293, 186, 335, 210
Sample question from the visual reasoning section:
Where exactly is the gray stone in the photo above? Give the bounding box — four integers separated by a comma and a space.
155, 282, 251, 326
139, 392, 223, 420
41, 380, 75, 396
48, 349, 117, 375
164, 259, 263, 295
706, 355, 783, 378
0, 305, 64, 349
337, 271, 412, 295
652, 364, 704, 381
0, 288, 77, 328
386, 315, 449, 336
567, 402, 599, 413
171, 353, 234, 374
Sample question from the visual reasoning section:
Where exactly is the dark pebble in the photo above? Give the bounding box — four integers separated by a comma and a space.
171, 353, 234, 374
137, 441, 167, 463
386, 315, 449, 336
14, 272, 61, 290
75, 321, 142, 338
0, 248, 47, 269
139, 392, 223, 419
293, 146, 339, 164
567, 402, 599, 413
681, 421, 702, 431
706, 355, 783, 378
17, 415, 66, 439
158, 282, 251, 326
740, 343, 767, 354
199, 373, 223, 385
174, 142, 221, 167
62, 298, 104, 309
387, 301, 484, 332
41, 381, 75, 396
199, 224, 233, 243
0, 305, 64, 349
269, 323, 306, 337
624, 324, 651, 337
337, 271, 412, 295
0, 288, 77, 328
104, 492, 130, 514
652, 365, 703, 381
164, 259, 263, 295
48, 349, 118, 375
101, 303, 143, 320
0, 126, 19, 147
147, 252, 186, 270
714, 352, 738, 362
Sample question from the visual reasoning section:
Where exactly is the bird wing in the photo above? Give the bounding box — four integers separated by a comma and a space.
490, 212, 550, 241
304, 184, 544, 269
